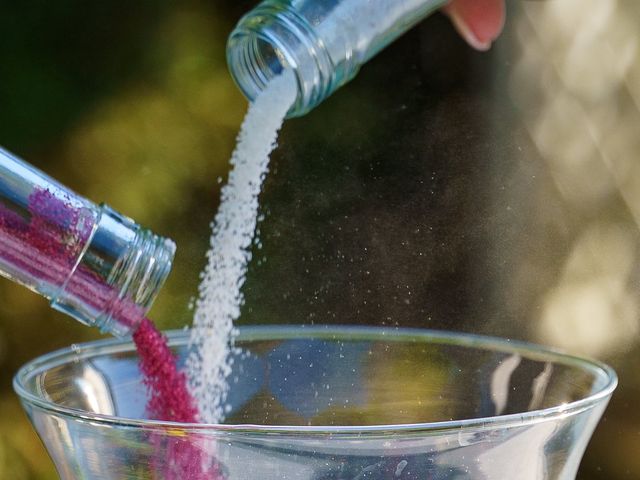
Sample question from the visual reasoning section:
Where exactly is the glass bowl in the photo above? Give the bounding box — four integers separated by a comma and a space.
13, 326, 617, 479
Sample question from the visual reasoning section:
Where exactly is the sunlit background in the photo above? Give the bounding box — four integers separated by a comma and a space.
0, 0, 638, 478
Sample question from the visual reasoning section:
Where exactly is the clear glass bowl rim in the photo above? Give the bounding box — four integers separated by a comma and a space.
13, 325, 617, 436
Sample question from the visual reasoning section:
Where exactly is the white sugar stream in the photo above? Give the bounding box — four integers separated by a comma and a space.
187, 71, 297, 423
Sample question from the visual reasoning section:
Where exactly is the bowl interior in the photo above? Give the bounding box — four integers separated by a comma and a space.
16, 326, 615, 427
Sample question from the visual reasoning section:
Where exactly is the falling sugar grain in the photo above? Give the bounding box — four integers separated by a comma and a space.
187, 70, 298, 423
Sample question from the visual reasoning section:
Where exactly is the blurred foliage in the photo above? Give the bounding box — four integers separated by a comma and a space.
0, 0, 639, 479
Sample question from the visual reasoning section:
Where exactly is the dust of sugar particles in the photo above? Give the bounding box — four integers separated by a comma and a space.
187, 70, 298, 423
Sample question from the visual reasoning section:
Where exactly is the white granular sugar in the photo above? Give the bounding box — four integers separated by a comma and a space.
187, 71, 297, 423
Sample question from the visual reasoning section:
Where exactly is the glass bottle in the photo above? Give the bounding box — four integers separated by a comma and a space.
227, 0, 448, 117
0, 146, 175, 336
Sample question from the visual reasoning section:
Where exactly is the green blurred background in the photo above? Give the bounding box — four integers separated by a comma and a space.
0, 0, 639, 478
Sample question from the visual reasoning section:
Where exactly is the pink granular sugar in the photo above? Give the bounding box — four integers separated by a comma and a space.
134, 318, 224, 479
133, 318, 199, 422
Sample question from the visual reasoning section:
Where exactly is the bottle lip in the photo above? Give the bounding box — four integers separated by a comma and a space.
227, 5, 334, 117
99, 209, 176, 336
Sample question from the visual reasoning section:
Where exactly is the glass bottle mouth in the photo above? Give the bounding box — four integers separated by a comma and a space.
227, 5, 335, 117
51, 205, 176, 336
100, 220, 176, 336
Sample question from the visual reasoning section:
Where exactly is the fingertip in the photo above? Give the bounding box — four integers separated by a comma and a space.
444, 0, 505, 51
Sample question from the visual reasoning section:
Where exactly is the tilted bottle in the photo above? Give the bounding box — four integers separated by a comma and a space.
0, 147, 174, 336
227, 0, 447, 117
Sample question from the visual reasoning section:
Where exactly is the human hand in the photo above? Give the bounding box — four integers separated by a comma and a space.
443, 0, 506, 51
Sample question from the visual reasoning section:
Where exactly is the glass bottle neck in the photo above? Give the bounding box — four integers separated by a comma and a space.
51, 205, 175, 336
227, 0, 447, 117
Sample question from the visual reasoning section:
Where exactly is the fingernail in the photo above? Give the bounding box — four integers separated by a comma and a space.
445, 7, 493, 51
